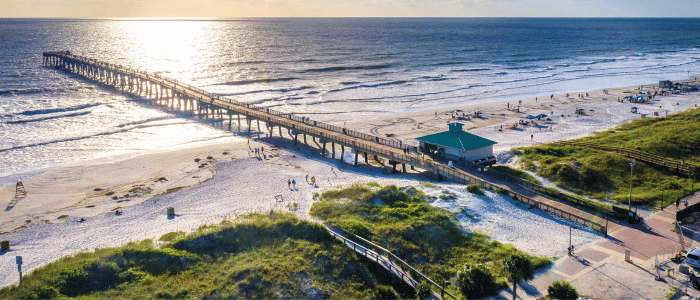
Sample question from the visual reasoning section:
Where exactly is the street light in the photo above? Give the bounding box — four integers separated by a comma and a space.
629, 159, 635, 213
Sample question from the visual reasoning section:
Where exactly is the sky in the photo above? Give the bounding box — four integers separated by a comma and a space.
2, 0, 700, 18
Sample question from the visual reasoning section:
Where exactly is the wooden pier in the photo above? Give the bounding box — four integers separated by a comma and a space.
42, 51, 609, 235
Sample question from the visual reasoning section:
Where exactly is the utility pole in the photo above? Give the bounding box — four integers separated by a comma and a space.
629, 159, 636, 212
568, 226, 573, 255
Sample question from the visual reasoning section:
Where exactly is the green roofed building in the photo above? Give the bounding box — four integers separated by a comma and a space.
416, 123, 497, 165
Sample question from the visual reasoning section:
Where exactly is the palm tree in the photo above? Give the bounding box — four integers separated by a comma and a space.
502, 253, 535, 300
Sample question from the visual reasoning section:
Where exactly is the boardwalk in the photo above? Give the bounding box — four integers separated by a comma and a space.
42, 51, 608, 234
324, 225, 455, 300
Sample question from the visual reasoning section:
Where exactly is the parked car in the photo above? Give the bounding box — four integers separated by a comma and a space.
686, 247, 700, 269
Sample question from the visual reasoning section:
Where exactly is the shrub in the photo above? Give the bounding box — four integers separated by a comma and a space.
374, 285, 398, 299
366, 181, 381, 188
439, 194, 456, 200
547, 280, 578, 300
456, 263, 498, 298
415, 282, 431, 300
334, 218, 373, 238
466, 184, 484, 195
496, 187, 510, 195
420, 182, 437, 188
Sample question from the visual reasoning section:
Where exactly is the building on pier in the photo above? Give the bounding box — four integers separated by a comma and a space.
416, 123, 496, 165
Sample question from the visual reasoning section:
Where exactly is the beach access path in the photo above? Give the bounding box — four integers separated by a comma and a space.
502, 191, 700, 300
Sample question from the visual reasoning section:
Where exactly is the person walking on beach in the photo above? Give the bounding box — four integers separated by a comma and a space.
261, 146, 264, 153
292, 179, 296, 189
531, 134, 533, 141
287, 179, 291, 189
305, 174, 309, 183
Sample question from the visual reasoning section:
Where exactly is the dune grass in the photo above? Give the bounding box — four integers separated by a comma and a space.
491, 165, 541, 184
310, 183, 551, 299
515, 107, 700, 208
577, 106, 700, 165
0, 213, 413, 299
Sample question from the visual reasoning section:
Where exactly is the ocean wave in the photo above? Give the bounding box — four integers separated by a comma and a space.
327, 80, 408, 93
504, 66, 532, 70
493, 73, 558, 84
431, 61, 464, 66
451, 68, 490, 72
495, 72, 508, 75
219, 86, 312, 96
300, 63, 393, 73
216, 77, 297, 85
340, 81, 359, 85
5, 111, 91, 124
18, 103, 100, 116
116, 116, 175, 128
0, 88, 44, 96
0, 122, 187, 153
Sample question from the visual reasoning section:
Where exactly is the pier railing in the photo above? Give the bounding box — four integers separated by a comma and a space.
43, 51, 403, 149
42, 51, 608, 235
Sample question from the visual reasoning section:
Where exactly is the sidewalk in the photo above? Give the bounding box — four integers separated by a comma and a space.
498, 191, 700, 300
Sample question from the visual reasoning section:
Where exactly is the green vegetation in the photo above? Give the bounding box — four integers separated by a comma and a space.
518, 145, 696, 207
0, 213, 412, 299
366, 181, 381, 188
503, 253, 535, 300
496, 187, 510, 195
440, 189, 457, 200
311, 184, 550, 299
456, 263, 498, 298
515, 107, 700, 208
158, 231, 184, 242
577, 106, 700, 164
415, 282, 432, 300
466, 184, 485, 195
491, 165, 541, 184
420, 181, 438, 188
547, 281, 578, 300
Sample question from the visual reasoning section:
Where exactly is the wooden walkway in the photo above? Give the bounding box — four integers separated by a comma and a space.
42, 51, 609, 235
324, 225, 455, 300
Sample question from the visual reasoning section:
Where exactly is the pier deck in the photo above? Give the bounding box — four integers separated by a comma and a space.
42, 51, 609, 236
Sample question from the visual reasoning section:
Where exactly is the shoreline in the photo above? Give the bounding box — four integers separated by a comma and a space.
3, 75, 699, 234
2, 75, 699, 289
0, 136, 602, 288
349, 75, 700, 153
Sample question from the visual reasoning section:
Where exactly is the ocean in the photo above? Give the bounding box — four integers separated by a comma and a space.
1, 18, 699, 186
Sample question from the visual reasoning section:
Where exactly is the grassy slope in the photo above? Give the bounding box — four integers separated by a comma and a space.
310, 183, 551, 299
517, 107, 700, 208
491, 165, 541, 184
0, 213, 412, 300
578, 106, 700, 164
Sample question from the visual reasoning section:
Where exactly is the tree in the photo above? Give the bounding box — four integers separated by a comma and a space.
502, 253, 535, 300
547, 280, 578, 300
456, 263, 497, 298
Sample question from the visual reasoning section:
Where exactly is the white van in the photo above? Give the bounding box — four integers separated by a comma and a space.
686, 248, 700, 269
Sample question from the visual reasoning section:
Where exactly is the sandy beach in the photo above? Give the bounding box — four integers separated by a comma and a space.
2, 77, 700, 288
350, 76, 700, 153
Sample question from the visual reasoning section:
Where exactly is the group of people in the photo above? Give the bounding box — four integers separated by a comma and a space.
254, 146, 266, 159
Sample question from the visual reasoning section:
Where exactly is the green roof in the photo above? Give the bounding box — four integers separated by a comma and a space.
416, 130, 496, 151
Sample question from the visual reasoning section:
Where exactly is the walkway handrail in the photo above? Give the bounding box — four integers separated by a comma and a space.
42, 50, 608, 236
332, 226, 457, 299
557, 140, 697, 176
